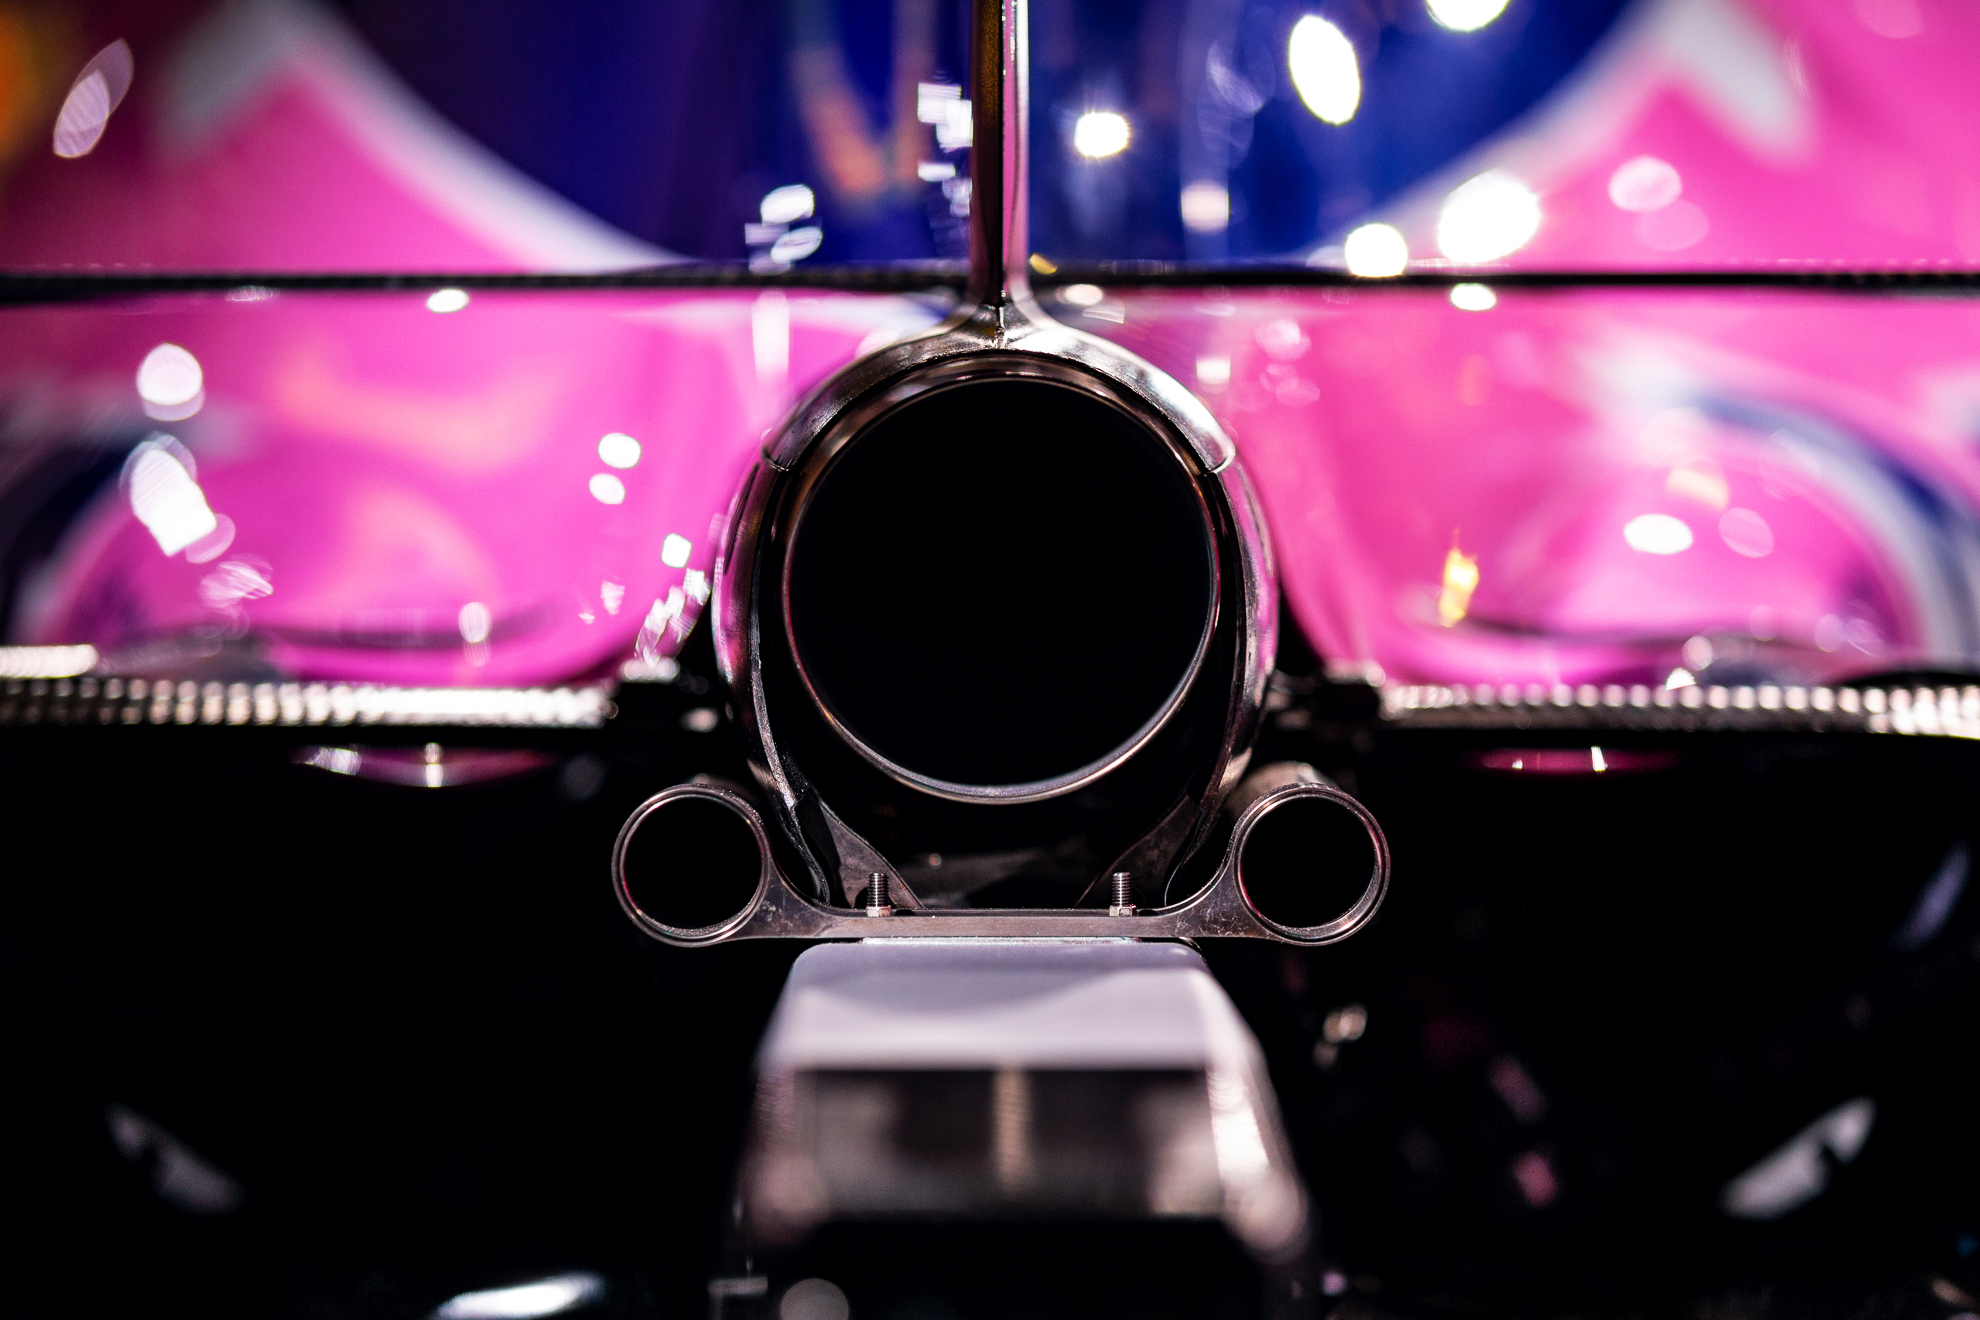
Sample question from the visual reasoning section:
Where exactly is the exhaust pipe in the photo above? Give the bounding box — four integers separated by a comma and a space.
613, 783, 774, 946
1228, 765, 1389, 943
611, 768, 1389, 948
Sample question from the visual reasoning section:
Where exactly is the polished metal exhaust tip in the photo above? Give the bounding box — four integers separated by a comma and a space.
613, 782, 774, 946
1229, 771, 1390, 944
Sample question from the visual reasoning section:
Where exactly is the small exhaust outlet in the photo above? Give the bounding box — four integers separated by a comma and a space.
613, 784, 773, 945
1231, 779, 1389, 942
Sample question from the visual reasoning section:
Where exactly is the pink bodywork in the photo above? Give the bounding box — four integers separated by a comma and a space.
0, 2, 934, 685
6, 288, 918, 686
1111, 0, 1980, 686
6, 0, 1980, 689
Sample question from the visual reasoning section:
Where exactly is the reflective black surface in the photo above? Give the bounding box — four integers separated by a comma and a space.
6, 625, 1980, 1317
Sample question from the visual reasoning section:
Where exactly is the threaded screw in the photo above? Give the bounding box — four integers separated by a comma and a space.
865, 870, 894, 917
1109, 871, 1137, 917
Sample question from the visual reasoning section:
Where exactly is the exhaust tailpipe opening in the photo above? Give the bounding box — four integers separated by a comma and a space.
613, 784, 771, 944
1234, 785, 1389, 942
783, 373, 1218, 803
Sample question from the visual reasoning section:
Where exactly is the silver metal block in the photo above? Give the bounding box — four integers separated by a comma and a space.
740, 939, 1309, 1262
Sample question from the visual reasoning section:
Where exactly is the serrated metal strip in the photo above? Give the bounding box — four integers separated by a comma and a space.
0, 677, 611, 729
1379, 681, 1980, 738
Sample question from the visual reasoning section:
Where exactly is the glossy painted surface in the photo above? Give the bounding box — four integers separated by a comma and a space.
0, 1, 663, 272
4, 288, 937, 685
4, 0, 1980, 270
21, 279, 1980, 696
1360, 0, 1980, 270
7, 0, 1980, 697
1086, 285, 1980, 687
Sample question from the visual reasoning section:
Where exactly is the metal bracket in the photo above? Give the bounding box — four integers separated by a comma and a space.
614, 780, 1387, 949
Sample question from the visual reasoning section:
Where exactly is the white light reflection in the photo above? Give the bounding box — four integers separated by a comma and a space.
197, 559, 272, 611
1180, 181, 1230, 233
779, 1278, 850, 1320
1255, 318, 1310, 361
588, 473, 626, 505
1437, 170, 1541, 263
1207, 1069, 1271, 1179
426, 288, 470, 313
1072, 111, 1131, 159
1855, 0, 1923, 39
1721, 1097, 1875, 1220
186, 514, 236, 564
1449, 282, 1497, 311
1623, 513, 1694, 554
304, 746, 363, 777
1608, 156, 1682, 212
1666, 459, 1729, 509
1059, 283, 1105, 307
661, 534, 692, 569
1719, 507, 1774, 557
1637, 201, 1710, 252
458, 602, 492, 645
126, 437, 219, 556
0, 644, 98, 679
105, 1103, 245, 1215
1895, 844, 1969, 950
434, 1273, 606, 1320
1323, 1004, 1368, 1043
136, 343, 204, 421
636, 587, 690, 661
1428, 0, 1512, 31
1288, 17, 1360, 126
760, 184, 815, 225
1343, 223, 1408, 277
916, 83, 973, 151
1195, 355, 1232, 388
916, 160, 955, 181
597, 433, 640, 469
753, 290, 790, 385
769, 227, 823, 263
53, 40, 134, 158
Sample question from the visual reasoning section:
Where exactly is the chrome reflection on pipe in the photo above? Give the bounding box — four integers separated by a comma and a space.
1230, 780, 1390, 945
777, 358, 1223, 803
612, 783, 775, 946
695, 0, 1286, 917
614, 780, 1387, 948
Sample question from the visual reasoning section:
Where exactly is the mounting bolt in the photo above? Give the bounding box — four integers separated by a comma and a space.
865, 871, 894, 917
1109, 871, 1137, 917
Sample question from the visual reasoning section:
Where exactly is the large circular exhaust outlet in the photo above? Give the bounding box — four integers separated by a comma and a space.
618, 0, 1392, 946
784, 371, 1219, 802
699, 0, 1280, 910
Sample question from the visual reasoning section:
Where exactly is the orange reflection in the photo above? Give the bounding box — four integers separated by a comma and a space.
1438, 542, 1480, 627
